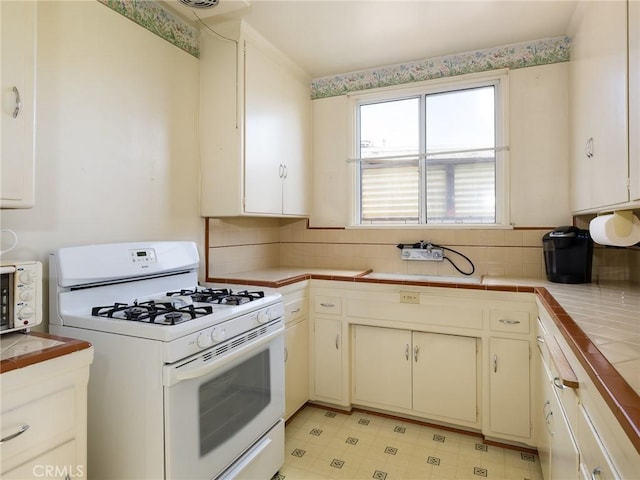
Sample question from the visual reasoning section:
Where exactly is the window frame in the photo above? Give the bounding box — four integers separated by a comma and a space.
348, 70, 510, 228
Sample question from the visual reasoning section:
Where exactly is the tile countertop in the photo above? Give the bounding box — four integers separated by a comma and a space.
209, 268, 640, 452
0, 331, 92, 374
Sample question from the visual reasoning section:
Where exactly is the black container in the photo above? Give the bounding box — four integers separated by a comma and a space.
543, 226, 593, 284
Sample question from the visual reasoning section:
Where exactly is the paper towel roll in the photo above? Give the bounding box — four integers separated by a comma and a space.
589, 212, 640, 247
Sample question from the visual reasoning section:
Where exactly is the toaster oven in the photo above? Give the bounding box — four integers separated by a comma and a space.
0, 261, 42, 334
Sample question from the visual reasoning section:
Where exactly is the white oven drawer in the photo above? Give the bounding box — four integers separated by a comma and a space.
218, 420, 284, 480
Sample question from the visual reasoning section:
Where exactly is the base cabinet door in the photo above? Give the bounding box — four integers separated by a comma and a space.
412, 332, 477, 423
353, 326, 477, 425
284, 318, 309, 420
313, 317, 344, 403
489, 337, 530, 439
353, 326, 411, 410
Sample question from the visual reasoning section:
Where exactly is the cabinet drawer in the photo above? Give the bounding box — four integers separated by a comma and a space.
285, 297, 307, 326
577, 405, 620, 480
3, 439, 77, 479
1, 386, 76, 473
314, 295, 342, 315
490, 309, 530, 334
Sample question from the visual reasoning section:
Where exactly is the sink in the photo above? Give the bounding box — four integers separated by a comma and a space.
363, 272, 482, 285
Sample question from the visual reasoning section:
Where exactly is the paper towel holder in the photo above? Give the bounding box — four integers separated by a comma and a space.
611, 210, 634, 237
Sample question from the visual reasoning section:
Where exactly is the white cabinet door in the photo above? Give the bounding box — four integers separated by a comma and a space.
489, 337, 531, 439
630, 0, 640, 201
538, 351, 579, 480
353, 325, 412, 410
413, 332, 477, 423
310, 96, 350, 227
244, 37, 287, 216
199, 20, 311, 218
1, 1, 36, 209
284, 318, 309, 420
313, 317, 343, 402
570, 0, 629, 211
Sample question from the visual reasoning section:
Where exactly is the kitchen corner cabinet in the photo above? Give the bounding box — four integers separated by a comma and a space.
283, 288, 309, 420
353, 326, 477, 425
569, 0, 631, 212
199, 20, 311, 218
1, 348, 93, 479
1, 1, 37, 209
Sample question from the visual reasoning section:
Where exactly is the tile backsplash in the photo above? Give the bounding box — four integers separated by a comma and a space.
207, 218, 639, 282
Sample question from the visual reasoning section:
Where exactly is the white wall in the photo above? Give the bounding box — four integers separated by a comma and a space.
0, 2, 203, 323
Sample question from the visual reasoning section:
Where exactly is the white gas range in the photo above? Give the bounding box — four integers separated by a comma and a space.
49, 241, 285, 480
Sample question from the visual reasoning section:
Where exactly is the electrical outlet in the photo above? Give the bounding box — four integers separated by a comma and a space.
400, 291, 419, 304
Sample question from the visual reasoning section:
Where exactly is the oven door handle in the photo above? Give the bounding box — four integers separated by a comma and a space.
166, 327, 283, 386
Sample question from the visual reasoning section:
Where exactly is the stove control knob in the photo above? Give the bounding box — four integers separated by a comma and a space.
211, 328, 226, 343
196, 332, 212, 349
257, 310, 269, 324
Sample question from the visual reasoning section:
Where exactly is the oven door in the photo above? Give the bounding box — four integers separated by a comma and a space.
163, 321, 285, 480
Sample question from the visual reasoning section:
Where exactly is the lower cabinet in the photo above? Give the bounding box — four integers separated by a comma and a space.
313, 316, 345, 403
577, 405, 620, 480
537, 348, 580, 480
488, 337, 531, 439
0, 348, 92, 478
353, 325, 478, 424
284, 317, 309, 420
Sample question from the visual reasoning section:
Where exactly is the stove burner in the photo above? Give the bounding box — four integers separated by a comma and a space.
91, 300, 214, 325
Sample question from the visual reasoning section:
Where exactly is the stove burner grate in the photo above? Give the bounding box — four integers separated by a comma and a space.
166, 288, 265, 305
91, 300, 214, 325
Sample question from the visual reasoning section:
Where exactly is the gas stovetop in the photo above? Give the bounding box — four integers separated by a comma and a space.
91, 288, 268, 326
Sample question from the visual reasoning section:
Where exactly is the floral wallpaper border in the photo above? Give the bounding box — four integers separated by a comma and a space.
97, 0, 199, 57
311, 36, 570, 99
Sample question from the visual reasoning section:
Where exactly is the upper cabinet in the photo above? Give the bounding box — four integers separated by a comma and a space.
1, 2, 37, 209
569, 0, 637, 213
630, 0, 640, 201
199, 20, 311, 218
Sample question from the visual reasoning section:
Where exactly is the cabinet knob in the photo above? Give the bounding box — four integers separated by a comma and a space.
405, 343, 409, 361
493, 353, 498, 373
335, 334, 340, 350
413, 345, 419, 362
591, 467, 602, 480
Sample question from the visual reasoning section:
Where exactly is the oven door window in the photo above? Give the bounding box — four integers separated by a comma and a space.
200, 349, 270, 456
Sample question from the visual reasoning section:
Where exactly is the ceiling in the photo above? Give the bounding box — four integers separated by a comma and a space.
166, 0, 579, 78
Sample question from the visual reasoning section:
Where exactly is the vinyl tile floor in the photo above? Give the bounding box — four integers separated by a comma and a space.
273, 405, 543, 480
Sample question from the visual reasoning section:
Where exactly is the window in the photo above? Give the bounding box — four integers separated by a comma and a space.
355, 74, 507, 226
